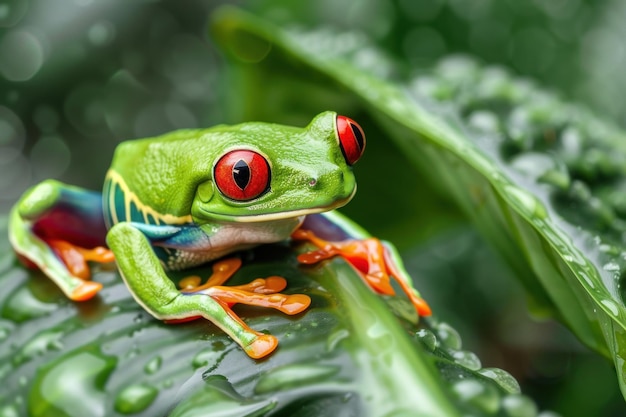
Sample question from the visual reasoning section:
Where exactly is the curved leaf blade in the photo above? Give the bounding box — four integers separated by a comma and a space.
210, 8, 626, 397
0, 215, 536, 416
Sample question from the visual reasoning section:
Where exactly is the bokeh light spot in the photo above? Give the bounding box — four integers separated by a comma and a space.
508, 27, 556, 75
397, 0, 444, 22
534, 0, 581, 19
133, 102, 196, 138
403, 26, 446, 65
448, 0, 493, 21
470, 21, 511, 61
0, 30, 45, 82
580, 28, 624, 77
346, 0, 395, 39
0, 106, 25, 149
157, 34, 215, 100
64, 84, 108, 135
0, 0, 29, 28
165, 102, 197, 129
0, 153, 31, 206
33, 105, 60, 134
88, 21, 116, 46
29, 135, 71, 181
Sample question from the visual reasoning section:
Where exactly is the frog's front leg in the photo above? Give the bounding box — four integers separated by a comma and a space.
180, 258, 310, 315
106, 222, 309, 359
293, 228, 432, 316
9, 180, 114, 301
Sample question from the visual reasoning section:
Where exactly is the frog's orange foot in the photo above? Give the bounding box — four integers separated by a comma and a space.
295, 236, 394, 295
179, 258, 242, 292
408, 293, 432, 316
294, 228, 432, 317
204, 286, 311, 316
70, 280, 103, 301
180, 257, 311, 315
245, 334, 279, 359
47, 239, 114, 280
297, 249, 336, 264
231, 276, 287, 294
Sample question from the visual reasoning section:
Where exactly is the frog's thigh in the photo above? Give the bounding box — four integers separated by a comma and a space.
10, 180, 107, 300
17, 179, 107, 247
106, 222, 268, 354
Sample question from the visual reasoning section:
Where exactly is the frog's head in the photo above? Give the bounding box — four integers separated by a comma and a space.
191, 111, 365, 223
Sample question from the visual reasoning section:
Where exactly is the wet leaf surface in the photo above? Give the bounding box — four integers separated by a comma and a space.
211, 7, 626, 400
0, 217, 541, 416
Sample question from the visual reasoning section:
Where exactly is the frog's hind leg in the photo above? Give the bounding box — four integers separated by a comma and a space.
9, 179, 113, 301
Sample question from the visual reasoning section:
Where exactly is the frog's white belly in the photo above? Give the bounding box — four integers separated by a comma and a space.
161, 216, 304, 271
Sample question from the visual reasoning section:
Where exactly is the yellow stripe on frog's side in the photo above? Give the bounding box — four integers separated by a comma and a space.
105, 170, 193, 226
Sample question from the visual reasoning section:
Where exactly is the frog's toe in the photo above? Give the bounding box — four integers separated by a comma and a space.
244, 334, 278, 359
69, 280, 103, 301
232, 276, 287, 294
278, 294, 311, 315
259, 276, 287, 293
409, 292, 432, 317
47, 239, 114, 280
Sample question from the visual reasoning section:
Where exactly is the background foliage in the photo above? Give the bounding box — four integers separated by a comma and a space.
2, 0, 626, 415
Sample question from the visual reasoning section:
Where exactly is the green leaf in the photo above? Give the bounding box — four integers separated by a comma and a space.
0, 216, 539, 416
210, 7, 626, 399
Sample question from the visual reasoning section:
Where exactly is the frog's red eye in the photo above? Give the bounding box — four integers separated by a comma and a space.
336, 115, 366, 165
214, 150, 270, 201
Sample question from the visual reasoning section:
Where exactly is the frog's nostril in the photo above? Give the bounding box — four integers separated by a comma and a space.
308, 178, 318, 187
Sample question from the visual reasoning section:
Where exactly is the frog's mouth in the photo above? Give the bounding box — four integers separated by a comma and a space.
202, 187, 356, 223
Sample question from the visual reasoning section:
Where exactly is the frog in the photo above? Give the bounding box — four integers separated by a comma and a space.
9, 111, 430, 359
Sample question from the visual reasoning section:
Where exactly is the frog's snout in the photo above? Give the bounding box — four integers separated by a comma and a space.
307, 170, 345, 189
306, 168, 346, 188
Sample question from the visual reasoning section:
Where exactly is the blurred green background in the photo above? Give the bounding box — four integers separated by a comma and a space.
2, 0, 626, 415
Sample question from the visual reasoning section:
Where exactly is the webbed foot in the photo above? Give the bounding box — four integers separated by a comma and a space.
245, 334, 279, 359
167, 257, 310, 358
292, 228, 431, 316
180, 258, 311, 316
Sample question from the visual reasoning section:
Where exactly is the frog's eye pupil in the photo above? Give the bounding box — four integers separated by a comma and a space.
350, 123, 365, 151
214, 150, 270, 201
233, 159, 251, 190
336, 115, 366, 165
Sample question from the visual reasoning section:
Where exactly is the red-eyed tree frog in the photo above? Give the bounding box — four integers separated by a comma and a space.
9, 111, 430, 359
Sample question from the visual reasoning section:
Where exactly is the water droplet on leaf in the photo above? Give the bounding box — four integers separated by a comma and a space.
452, 350, 482, 371
415, 328, 438, 351
478, 368, 521, 394
144, 356, 162, 375
435, 322, 462, 350
501, 394, 538, 417
115, 383, 158, 414
452, 379, 499, 414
